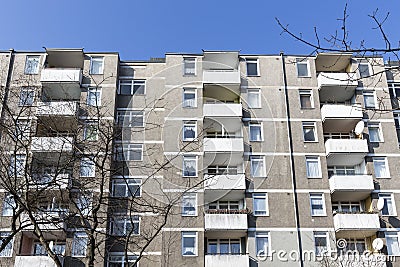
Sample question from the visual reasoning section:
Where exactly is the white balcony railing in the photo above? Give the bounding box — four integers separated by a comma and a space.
31, 137, 73, 152
204, 174, 246, 190
317, 72, 358, 88
329, 175, 374, 193
205, 254, 249, 267
40, 68, 82, 84
31, 173, 70, 188
321, 104, 363, 121
203, 138, 244, 152
203, 103, 242, 117
325, 139, 368, 154
20, 211, 67, 231
14, 256, 60, 267
333, 213, 380, 237
36, 101, 78, 117
204, 213, 248, 230
203, 70, 241, 84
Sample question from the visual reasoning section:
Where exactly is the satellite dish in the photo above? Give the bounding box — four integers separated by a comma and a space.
377, 197, 385, 211
354, 121, 364, 135
372, 238, 384, 251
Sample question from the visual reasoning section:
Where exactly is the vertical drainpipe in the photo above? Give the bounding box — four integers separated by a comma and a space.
280, 52, 304, 267
0, 49, 15, 139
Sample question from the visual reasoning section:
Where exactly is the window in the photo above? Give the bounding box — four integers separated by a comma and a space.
90, 57, 104, 74
2, 194, 16, 216
256, 232, 270, 257
15, 120, 30, 140
299, 90, 313, 108
110, 215, 140, 236
183, 121, 197, 141
118, 79, 145, 95
247, 88, 261, 108
363, 91, 376, 108
302, 122, 317, 142
87, 87, 101, 106
116, 110, 144, 127
182, 193, 197, 216
314, 232, 328, 256
394, 112, 400, 143
183, 156, 197, 177
253, 193, 268, 216
80, 157, 95, 177
246, 58, 258, 76
296, 59, 310, 77
251, 156, 265, 177
84, 122, 98, 141
207, 166, 237, 175
368, 123, 383, 142
310, 193, 326, 216
19, 87, 35, 106
9, 154, 26, 177
182, 232, 197, 256
0, 232, 12, 257
34, 242, 65, 256
249, 122, 263, 141
25, 55, 40, 74
72, 232, 88, 257
332, 201, 363, 213
112, 178, 141, 197
339, 239, 367, 254
115, 143, 143, 161
327, 166, 356, 177
76, 194, 92, 216
373, 157, 390, 178
379, 193, 396, 216
183, 57, 196, 75
385, 232, 400, 255
208, 200, 240, 210
183, 88, 197, 108
108, 253, 138, 267
306, 156, 321, 178
359, 62, 370, 78
207, 239, 241, 255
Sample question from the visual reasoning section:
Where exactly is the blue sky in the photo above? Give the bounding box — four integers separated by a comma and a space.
1, 0, 400, 60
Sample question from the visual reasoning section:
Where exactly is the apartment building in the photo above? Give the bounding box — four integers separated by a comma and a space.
0, 49, 399, 267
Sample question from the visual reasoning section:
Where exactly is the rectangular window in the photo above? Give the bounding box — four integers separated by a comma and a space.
246, 58, 259, 76
19, 87, 35, 106
112, 178, 141, 197
363, 91, 376, 108
116, 110, 144, 127
208, 200, 240, 210
75, 194, 92, 216
296, 59, 310, 77
385, 232, 400, 255
115, 144, 143, 161
379, 193, 396, 216
80, 157, 95, 177
72, 232, 88, 257
183, 156, 197, 177
314, 232, 328, 256
15, 120, 30, 140
373, 157, 390, 178
306, 156, 321, 178
90, 57, 104, 74
368, 123, 383, 142
183, 121, 197, 141
256, 232, 270, 257
182, 232, 197, 256
247, 88, 261, 108
183, 88, 197, 108
118, 79, 145, 95
87, 87, 101, 106
108, 253, 138, 267
249, 122, 263, 141
84, 122, 98, 141
183, 57, 196, 75
110, 215, 140, 236
310, 193, 326, 216
9, 154, 26, 177
207, 239, 241, 255
253, 193, 268, 216
182, 193, 197, 216
2, 194, 16, 216
359, 62, 370, 78
299, 90, 313, 108
250, 156, 265, 177
25, 55, 40, 74
394, 113, 400, 144
302, 122, 317, 142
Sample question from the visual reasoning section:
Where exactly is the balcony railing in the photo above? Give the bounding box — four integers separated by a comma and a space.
329, 174, 374, 197
203, 137, 244, 152
317, 72, 358, 88
204, 174, 246, 190
40, 68, 82, 84
204, 213, 248, 230
31, 137, 73, 152
30, 173, 70, 188
333, 213, 380, 238
321, 104, 363, 121
36, 101, 78, 117
205, 254, 249, 267
203, 70, 241, 84
203, 103, 242, 117
14, 255, 61, 267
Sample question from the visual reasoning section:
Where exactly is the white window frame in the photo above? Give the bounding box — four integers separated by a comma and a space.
111, 178, 142, 197
253, 193, 269, 216
87, 87, 102, 106
207, 239, 242, 255
309, 193, 326, 216
314, 232, 329, 256
255, 232, 271, 257
182, 231, 198, 256
299, 90, 314, 109
80, 157, 95, 177
15, 119, 30, 140
115, 143, 143, 161
19, 87, 35, 106
183, 121, 197, 141
118, 79, 146, 95
116, 110, 145, 127
110, 215, 140, 236
249, 122, 263, 142
75, 194, 92, 216
107, 253, 138, 267
246, 58, 259, 76
306, 156, 322, 178
385, 232, 400, 255
373, 157, 390, 178
379, 193, 397, 216
72, 232, 88, 257
183, 155, 198, 177
182, 193, 197, 217
358, 62, 371, 78
247, 88, 261, 108
368, 122, 383, 142
25, 55, 40, 74
183, 88, 197, 108
250, 156, 266, 177
83, 121, 98, 141
2, 194, 16, 217
9, 154, 26, 177
89, 56, 104, 75
302, 122, 317, 142
363, 91, 376, 109
0, 232, 13, 257
183, 57, 196, 76
296, 59, 310, 77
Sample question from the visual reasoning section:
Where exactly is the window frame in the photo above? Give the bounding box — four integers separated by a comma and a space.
181, 193, 197, 217
2, 194, 16, 217
250, 156, 266, 178
299, 90, 314, 109
111, 178, 142, 198
79, 157, 95, 177
302, 122, 318, 142
83, 121, 99, 141
368, 122, 383, 143
183, 57, 196, 76
379, 193, 397, 216
71, 232, 88, 257
107, 253, 138, 267
183, 155, 198, 177
246, 58, 259, 76
373, 157, 390, 178
255, 232, 271, 257
115, 143, 144, 161
247, 88, 261, 108
183, 121, 197, 141
15, 119, 30, 141
183, 88, 197, 108
116, 110, 145, 127
358, 62, 371, 78
118, 79, 146, 95
309, 193, 326, 217
314, 231, 329, 256
24, 55, 40, 75
385, 232, 400, 255
9, 154, 26, 177
253, 193, 269, 216
249, 122, 263, 142
296, 59, 310, 77
363, 91, 376, 109
110, 215, 140, 236
87, 87, 102, 107
305, 156, 322, 178
89, 56, 104, 75
182, 231, 198, 256
19, 87, 35, 106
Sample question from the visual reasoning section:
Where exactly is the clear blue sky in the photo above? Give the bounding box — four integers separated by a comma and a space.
1, 0, 400, 60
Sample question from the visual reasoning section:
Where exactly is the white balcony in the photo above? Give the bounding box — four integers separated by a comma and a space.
203, 103, 242, 117
329, 175, 374, 201
14, 256, 61, 267
204, 174, 246, 191
203, 138, 243, 153
333, 213, 380, 238
40, 68, 82, 100
325, 139, 368, 166
31, 137, 73, 152
205, 254, 249, 267
205, 214, 248, 230
31, 173, 70, 189
321, 104, 363, 132
203, 70, 241, 85
36, 101, 78, 117
318, 72, 358, 102
21, 212, 66, 231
